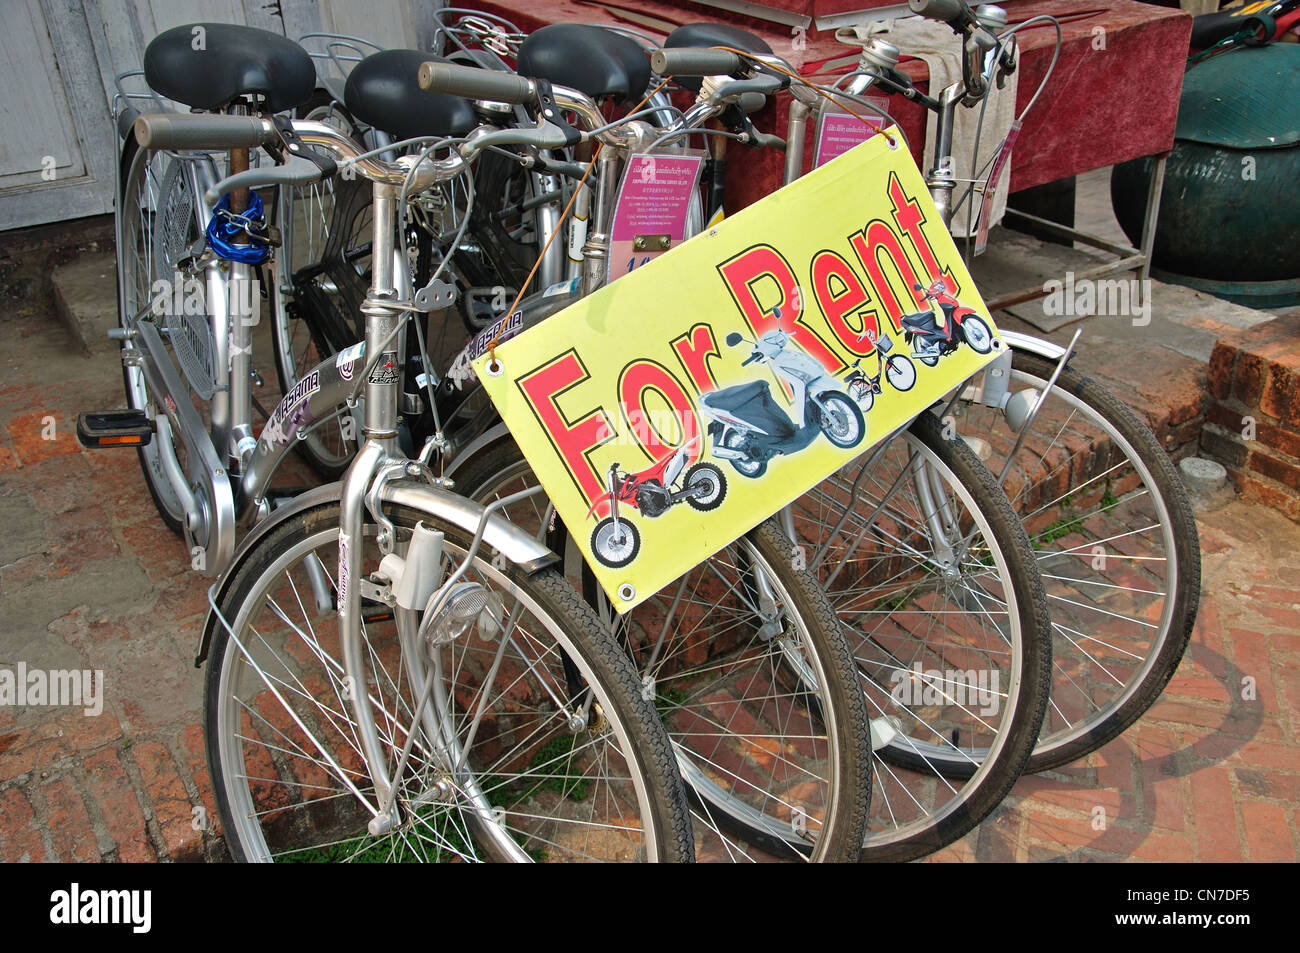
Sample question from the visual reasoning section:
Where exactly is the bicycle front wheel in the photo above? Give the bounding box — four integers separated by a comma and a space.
954, 349, 1200, 772
789, 411, 1052, 861
205, 500, 694, 862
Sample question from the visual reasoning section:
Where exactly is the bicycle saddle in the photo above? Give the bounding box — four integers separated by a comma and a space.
345, 50, 478, 141
516, 24, 651, 105
143, 23, 315, 113
664, 23, 772, 92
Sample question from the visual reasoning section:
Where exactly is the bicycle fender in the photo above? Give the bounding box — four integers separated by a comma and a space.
999, 329, 1069, 362
194, 480, 557, 667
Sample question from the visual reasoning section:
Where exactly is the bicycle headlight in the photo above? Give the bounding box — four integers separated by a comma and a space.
422, 582, 491, 651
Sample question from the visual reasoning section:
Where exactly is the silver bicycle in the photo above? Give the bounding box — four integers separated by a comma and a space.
130, 107, 696, 862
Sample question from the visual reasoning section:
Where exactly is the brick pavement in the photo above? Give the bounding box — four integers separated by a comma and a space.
1, 254, 1297, 863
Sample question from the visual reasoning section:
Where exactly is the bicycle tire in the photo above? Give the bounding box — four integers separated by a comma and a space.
205, 499, 695, 862
116, 136, 197, 537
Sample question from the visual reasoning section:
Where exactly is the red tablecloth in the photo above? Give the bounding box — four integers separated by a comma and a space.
470, 0, 1191, 209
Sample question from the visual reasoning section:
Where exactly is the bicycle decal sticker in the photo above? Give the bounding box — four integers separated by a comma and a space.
475, 127, 1002, 610
446, 309, 524, 389
335, 341, 365, 381
367, 351, 400, 386
263, 369, 320, 445
974, 119, 1021, 255
608, 152, 705, 282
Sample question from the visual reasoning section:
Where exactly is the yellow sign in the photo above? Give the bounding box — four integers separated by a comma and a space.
475, 128, 1003, 611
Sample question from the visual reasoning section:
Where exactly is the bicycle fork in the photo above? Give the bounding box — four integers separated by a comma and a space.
332, 181, 585, 838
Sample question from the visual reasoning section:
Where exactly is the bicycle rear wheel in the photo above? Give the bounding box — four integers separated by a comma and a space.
952, 350, 1200, 773
116, 136, 206, 536
205, 500, 694, 862
267, 97, 364, 479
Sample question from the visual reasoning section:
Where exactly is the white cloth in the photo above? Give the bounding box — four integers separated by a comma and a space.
859, 16, 1019, 239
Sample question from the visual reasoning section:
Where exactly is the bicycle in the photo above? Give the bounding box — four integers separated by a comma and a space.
109, 22, 875, 862
264, 16, 1056, 861
97, 22, 696, 861
410, 55, 874, 863
128, 104, 702, 862
413, 39, 1052, 861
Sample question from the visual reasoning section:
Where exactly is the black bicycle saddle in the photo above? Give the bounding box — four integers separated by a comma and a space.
345, 50, 478, 140
516, 24, 651, 105
144, 23, 315, 113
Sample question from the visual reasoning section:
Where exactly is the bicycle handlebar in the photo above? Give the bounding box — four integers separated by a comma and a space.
907, 0, 977, 30
417, 60, 536, 104
133, 113, 277, 151
650, 47, 744, 77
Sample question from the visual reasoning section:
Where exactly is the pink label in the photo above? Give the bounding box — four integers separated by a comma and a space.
814, 104, 887, 168
974, 119, 1022, 255
608, 153, 704, 281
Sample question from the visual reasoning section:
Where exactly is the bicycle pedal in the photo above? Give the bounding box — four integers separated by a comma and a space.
76, 410, 153, 448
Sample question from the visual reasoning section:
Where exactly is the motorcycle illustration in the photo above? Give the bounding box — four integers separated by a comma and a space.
901, 277, 994, 366
698, 310, 867, 480
844, 326, 917, 412
587, 436, 727, 569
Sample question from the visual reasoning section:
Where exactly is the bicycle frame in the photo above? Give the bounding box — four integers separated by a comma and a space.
184, 118, 582, 825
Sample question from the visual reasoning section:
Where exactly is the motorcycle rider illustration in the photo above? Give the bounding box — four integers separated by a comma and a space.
698, 307, 867, 480
901, 275, 994, 365
588, 435, 727, 569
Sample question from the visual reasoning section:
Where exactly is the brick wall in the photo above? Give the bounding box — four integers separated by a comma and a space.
1203, 315, 1300, 523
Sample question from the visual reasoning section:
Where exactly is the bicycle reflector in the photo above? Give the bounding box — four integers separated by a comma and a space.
76, 410, 153, 448
421, 582, 492, 652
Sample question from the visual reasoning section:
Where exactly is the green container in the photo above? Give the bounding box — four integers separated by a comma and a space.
1111, 43, 1300, 304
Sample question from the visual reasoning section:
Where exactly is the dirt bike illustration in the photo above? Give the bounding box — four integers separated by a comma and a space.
844, 326, 917, 412
587, 436, 727, 569
901, 277, 994, 366
698, 309, 866, 480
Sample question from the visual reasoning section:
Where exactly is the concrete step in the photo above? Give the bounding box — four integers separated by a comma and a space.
50, 252, 117, 357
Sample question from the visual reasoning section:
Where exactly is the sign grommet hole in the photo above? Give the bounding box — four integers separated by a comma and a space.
618, 583, 636, 601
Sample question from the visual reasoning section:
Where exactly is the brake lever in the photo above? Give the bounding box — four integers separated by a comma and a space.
736, 114, 785, 150
203, 155, 328, 207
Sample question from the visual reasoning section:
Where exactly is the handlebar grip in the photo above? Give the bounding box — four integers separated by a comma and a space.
906, 0, 973, 27
133, 113, 275, 151
650, 47, 744, 77
417, 61, 534, 104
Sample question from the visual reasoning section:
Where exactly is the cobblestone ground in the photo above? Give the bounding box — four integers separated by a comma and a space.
1, 280, 1296, 863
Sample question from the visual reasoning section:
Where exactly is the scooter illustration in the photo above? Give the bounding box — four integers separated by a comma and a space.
844, 327, 917, 411
900, 277, 994, 366
587, 436, 727, 569
699, 310, 867, 480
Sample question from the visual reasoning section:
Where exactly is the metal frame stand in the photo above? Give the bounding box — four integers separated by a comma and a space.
983, 154, 1167, 312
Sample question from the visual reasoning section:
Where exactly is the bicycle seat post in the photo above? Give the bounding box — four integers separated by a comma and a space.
228, 145, 250, 214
